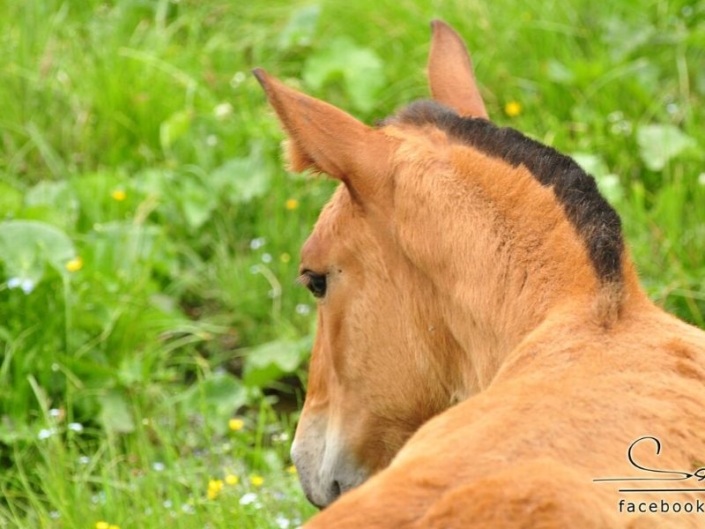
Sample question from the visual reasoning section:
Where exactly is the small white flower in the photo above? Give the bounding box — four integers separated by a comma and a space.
19, 278, 35, 294
152, 461, 166, 472
239, 492, 258, 506
206, 134, 218, 147
49, 408, 61, 417
7, 277, 34, 294
230, 72, 246, 88
163, 499, 173, 509
38, 428, 56, 440
250, 237, 266, 250
78, 456, 90, 465
295, 304, 311, 316
214, 103, 233, 119
276, 515, 291, 528
181, 503, 195, 514
261, 253, 272, 263
67, 422, 83, 432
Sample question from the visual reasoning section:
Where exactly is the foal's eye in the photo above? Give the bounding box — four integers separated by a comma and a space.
299, 270, 328, 298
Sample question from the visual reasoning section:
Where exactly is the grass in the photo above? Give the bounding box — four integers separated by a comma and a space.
0, 0, 703, 527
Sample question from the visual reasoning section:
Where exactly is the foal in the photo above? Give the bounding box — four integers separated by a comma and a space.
255, 21, 705, 527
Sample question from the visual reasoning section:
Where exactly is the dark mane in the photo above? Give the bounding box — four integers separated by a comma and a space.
388, 100, 624, 284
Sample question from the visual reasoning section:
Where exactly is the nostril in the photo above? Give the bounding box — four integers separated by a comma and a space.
306, 481, 342, 510
331, 479, 342, 500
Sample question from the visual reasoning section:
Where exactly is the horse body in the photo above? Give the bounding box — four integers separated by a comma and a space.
254, 20, 705, 527
306, 303, 705, 527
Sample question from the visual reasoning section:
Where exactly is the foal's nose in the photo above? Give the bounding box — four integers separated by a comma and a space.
291, 433, 367, 509
304, 478, 343, 509
293, 452, 349, 508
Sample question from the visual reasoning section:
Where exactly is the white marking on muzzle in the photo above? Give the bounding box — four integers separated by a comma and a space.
292, 414, 369, 508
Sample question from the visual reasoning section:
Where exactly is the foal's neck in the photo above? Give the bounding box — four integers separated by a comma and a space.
448, 252, 647, 397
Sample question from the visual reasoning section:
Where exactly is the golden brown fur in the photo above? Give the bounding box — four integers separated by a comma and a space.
254, 20, 705, 527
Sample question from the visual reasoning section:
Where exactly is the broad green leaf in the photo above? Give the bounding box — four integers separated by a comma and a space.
303, 36, 385, 113
25, 180, 74, 208
25, 180, 79, 229
210, 143, 272, 204
132, 168, 174, 197
278, 4, 320, 50
118, 356, 145, 386
176, 176, 217, 229
180, 372, 248, 433
243, 338, 309, 388
99, 390, 135, 433
193, 373, 247, 409
0, 220, 75, 289
637, 124, 697, 171
160, 110, 192, 150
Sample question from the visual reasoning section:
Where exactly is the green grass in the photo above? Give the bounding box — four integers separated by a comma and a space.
0, 0, 703, 527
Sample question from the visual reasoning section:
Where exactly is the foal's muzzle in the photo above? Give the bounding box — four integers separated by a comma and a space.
291, 425, 369, 508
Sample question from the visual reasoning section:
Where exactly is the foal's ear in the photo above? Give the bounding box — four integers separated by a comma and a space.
427, 20, 489, 120
253, 68, 391, 203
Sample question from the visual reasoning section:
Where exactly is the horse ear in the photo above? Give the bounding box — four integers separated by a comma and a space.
427, 20, 489, 120
253, 68, 391, 203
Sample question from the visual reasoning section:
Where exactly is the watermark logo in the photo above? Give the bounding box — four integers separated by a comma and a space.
593, 436, 705, 515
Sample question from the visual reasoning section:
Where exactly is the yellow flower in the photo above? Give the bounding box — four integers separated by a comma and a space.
504, 101, 522, 118
111, 189, 126, 201
287, 465, 297, 475
280, 253, 291, 264
225, 474, 239, 485
109, 526, 120, 529
285, 198, 299, 210
208, 478, 224, 499
66, 256, 83, 272
250, 475, 264, 487
228, 418, 244, 431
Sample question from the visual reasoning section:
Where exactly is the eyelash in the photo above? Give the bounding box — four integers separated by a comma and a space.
297, 270, 328, 298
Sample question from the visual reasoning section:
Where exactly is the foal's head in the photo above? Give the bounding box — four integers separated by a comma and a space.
289, 184, 467, 507
255, 21, 625, 508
